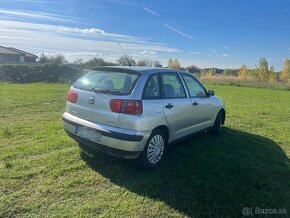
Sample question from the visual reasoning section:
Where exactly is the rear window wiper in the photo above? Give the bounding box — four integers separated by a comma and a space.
92, 87, 124, 95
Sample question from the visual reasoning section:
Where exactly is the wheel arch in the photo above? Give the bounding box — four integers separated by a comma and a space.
151, 125, 170, 144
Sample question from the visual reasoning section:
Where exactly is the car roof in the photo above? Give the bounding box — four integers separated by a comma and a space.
92, 66, 191, 76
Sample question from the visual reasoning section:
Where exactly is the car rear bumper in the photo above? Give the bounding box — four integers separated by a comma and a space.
65, 131, 141, 159
62, 112, 149, 156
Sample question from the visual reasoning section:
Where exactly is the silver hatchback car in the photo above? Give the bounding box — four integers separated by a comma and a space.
63, 66, 226, 168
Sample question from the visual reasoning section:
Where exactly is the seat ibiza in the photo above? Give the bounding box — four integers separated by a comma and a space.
63, 66, 226, 169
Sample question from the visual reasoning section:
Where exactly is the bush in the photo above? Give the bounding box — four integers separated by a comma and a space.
0, 64, 82, 83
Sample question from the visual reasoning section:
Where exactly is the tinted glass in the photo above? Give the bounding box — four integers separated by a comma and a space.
73, 70, 139, 95
182, 74, 207, 97
161, 73, 186, 98
143, 75, 160, 99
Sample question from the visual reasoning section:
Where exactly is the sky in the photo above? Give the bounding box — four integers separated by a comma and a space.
0, 0, 289, 70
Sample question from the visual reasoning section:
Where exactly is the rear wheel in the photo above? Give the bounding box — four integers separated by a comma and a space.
211, 111, 223, 135
138, 130, 167, 169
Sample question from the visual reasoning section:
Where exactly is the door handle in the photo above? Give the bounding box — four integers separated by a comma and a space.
165, 103, 174, 109
192, 101, 198, 106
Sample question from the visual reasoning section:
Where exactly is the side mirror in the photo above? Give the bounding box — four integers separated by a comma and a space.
208, 90, 215, 96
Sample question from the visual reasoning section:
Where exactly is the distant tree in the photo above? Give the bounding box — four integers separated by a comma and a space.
186, 65, 200, 74
168, 59, 173, 68
206, 68, 216, 76
136, 58, 163, 67
168, 58, 181, 69
258, 58, 269, 81
280, 59, 290, 82
53, 54, 67, 64
38, 53, 49, 64
137, 58, 152, 66
268, 66, 277, 82
84, 57, 107, 69
223, 68, 231, 76
201, 68, 216, 77
152, 60, 162, 67
238, 65, 250, 79
117, 55, 136, 66
137, 59, 148, 66
37, 53, 67, 64
251, 68, 258, 79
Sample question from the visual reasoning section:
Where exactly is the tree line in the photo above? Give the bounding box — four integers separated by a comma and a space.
37, 54, 162, 68
37, 54, 290, 83
168, 57, 290, 83
237, 58, 290, 83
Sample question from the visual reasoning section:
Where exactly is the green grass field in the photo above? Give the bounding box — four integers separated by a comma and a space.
0, 83, 289, 217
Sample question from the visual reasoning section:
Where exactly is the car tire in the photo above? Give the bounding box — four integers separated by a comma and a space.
211, 111, 223, 135
137, 130, 167, 169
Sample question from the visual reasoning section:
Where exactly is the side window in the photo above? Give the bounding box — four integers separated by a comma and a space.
182, 74, 207, 97
161, 73, 186, 98
143, 74, 160, 99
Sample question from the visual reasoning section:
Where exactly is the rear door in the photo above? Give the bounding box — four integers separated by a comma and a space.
181, 73, 216, 131
161, 72, 193, 141
66, 69, 139, 127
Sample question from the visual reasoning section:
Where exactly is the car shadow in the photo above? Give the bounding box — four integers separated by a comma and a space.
79, 127, 289, 217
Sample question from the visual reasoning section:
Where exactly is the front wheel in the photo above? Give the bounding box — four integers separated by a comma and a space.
137, 130, 167, 169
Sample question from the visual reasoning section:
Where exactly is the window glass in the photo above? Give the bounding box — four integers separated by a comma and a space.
182, 74, 207, 97
143, 75, 160, 99
161, 73, 186, 98
73, 70, 139, 95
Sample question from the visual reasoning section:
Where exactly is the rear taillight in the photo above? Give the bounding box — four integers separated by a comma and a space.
124, 100, 142, 115
109, 99, 122, 113
110, 100, 142, 115
67, 89, 78, 103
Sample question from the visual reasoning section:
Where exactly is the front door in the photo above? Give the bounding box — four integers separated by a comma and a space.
161, 72, 193, 141
181, 74, 216, 131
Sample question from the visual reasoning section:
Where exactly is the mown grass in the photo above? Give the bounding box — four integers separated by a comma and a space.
0, 83, 289, 217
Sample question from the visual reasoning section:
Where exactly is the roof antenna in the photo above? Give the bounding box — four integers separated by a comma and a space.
118, 42, 132, 66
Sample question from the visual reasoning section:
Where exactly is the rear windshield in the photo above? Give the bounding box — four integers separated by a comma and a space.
73, 70, 139, 95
